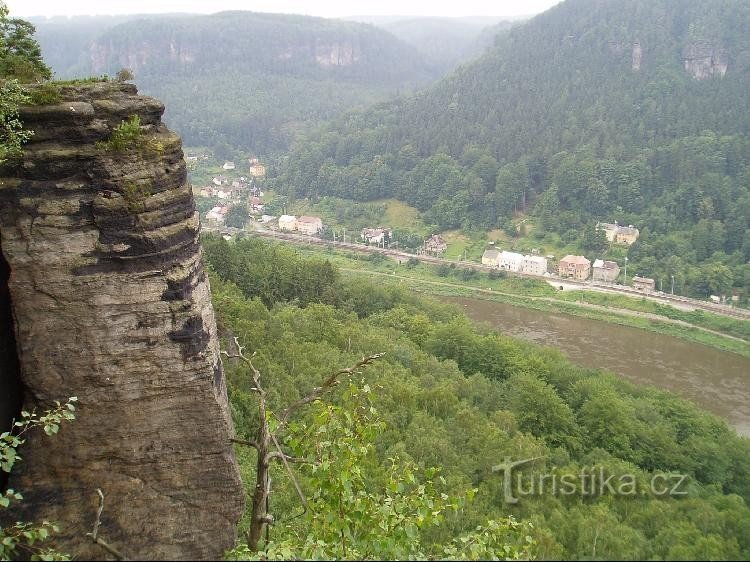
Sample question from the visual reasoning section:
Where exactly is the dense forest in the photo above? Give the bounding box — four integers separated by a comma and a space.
204, 234, 750, 559
274, 0, 750, 299
33, 12, 441, 156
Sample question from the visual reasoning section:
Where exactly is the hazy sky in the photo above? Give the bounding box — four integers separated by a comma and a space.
8, 0, 562, 19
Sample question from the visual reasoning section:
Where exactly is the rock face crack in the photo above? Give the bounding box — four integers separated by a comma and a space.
0, 82, 244, 560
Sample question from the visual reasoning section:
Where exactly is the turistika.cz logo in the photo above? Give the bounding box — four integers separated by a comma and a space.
492, 457, 689, 504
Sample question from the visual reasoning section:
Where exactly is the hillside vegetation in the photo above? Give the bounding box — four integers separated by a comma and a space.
205, 235, 750, 560
34, 11, 439, 156
274, 0, 750, 300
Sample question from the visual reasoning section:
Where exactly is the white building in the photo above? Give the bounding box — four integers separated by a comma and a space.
361, 228, 391, 245
521, 255, 548, 276
499, 251, 524, 272
278, 215, 297, 231
222, 161, 236, 170
296, 215, 323, 235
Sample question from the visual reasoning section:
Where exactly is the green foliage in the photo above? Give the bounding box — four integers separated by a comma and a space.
122, 181, 152, 213
23, 82, 61, 105
114, 68, 133, 82
97, 115, 143, 152
1, 397, 77, 560
0, 78, 30, 166
228, 384, 535, 561
0, 1, 51, 81
224, 205, 249, 229
208, 237, 750, 560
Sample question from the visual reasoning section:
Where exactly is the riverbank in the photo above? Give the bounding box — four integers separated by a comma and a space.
286, 243, 750, 359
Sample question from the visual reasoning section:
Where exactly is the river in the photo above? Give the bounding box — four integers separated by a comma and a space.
447, 296, 750, 436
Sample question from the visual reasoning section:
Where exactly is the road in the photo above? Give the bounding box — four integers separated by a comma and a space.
204, 224, 750, 321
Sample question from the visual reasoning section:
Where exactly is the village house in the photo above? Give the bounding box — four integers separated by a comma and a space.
499, 251, 524, 272
206, 206, 228, 224
249, 196, 264, 213
559, 255, 591, 280
222, 161, 236, 170
296, 215, 323, 235
481, 248, 500, 268
361, 228, 392, 245
212, 175, 229, 187
521, 255, 548, 276
597, 222, 640, 245
423, 234, 447, 255
632, 276, 656, 292
248, 161, 266, 178
278, 214, 297, 231
592, 259, 620, 283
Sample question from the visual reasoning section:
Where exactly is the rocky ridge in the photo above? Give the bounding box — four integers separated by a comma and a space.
0, 82, 244, 559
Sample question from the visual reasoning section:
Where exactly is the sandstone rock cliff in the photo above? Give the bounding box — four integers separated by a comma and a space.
0, 82, 244, 559
683, 40, 728, 79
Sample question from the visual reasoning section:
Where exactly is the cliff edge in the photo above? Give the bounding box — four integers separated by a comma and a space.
0, 82, 244, 559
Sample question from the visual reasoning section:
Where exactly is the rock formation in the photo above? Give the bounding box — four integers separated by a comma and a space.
631, 42, 642, 72
0, 82, 244, 559
683, 40, 728, 79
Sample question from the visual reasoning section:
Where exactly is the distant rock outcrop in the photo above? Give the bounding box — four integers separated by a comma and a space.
0, 82, 243, 559
683, 40, 728, 79
631, 41, 642, 71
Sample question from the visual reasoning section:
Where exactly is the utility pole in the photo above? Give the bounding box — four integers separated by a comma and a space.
671, 275, 675, 295
624, 256, 628, 284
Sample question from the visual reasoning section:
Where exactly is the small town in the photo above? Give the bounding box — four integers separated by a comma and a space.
192, 157, 743, 313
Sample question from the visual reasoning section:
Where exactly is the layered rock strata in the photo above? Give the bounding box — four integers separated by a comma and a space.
0, 82, 243, 559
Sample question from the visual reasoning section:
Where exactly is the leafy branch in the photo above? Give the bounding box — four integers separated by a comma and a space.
222, 336, 383, 552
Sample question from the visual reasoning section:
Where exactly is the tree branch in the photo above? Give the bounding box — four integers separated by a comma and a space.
230, 437, 260, 450
265, 450, 313, 464
86, 488, 127, 561
276, 352, 384, 432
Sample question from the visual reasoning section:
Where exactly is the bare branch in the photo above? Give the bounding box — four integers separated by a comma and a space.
86, 488, 127, 561
230, 437, 260, 450
270, 429, 308, 516
276, 352, 384, 432
265, 450, 313, 464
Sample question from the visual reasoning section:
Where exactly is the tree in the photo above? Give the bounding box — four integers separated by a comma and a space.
581, 224, 608, 254
225, 205, 249, 229
0, 1, 51, 81
702, 262, 734, 297
0, 78, 29, 165
223, 341, 535, 560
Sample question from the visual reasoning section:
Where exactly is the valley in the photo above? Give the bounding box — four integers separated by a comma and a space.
4, 0, 750, 559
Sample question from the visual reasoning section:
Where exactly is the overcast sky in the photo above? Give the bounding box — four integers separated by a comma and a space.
8, 0, 562, 19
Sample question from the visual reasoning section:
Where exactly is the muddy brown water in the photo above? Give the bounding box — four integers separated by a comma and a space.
447, 296, 750, 436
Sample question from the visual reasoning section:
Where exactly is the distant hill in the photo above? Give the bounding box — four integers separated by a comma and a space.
277, 0, 750, 299
34, 11, 438, 156
345, 15, 524, 71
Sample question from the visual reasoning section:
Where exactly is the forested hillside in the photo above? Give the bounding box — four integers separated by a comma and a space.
275, 0, 750, 299
205, 235, 750, 560
34, 12, 438, 156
